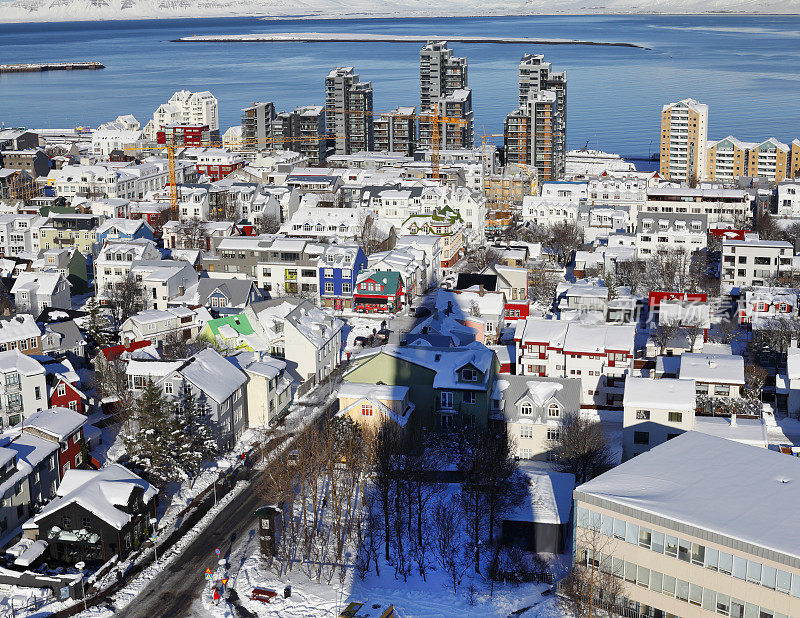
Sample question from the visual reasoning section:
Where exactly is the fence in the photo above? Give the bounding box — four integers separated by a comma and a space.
491, 569, 553, 585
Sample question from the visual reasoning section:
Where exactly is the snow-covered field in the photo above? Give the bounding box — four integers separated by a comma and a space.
0, 0, 795, 23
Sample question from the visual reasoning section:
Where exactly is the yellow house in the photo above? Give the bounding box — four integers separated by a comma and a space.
337, 383, 415, 431
38, 214, 102, 254
789, 138, 800, 180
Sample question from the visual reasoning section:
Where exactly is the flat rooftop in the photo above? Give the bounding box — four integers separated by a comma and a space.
576, 432, 800, 562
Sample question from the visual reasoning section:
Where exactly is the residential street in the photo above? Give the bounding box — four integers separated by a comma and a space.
114, 470, 263, 618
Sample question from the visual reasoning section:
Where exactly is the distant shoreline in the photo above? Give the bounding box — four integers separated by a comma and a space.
0, 61, 105, 73
1, 11, 798, 25
170, 32, 648, 49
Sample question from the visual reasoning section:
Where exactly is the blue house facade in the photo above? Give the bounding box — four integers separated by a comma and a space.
94, 219, 155, 255
318, 244, 367, 311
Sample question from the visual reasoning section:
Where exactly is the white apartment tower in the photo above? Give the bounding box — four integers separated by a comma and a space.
147, 90, 219, 139
659, 98, 708, 184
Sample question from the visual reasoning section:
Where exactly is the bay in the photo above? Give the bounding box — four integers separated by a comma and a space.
1, 14, 798, 158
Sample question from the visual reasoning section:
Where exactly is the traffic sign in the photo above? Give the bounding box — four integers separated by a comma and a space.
151, 534, 157, 542
205, 573, 212, 581
221, 578, 228, 587
215, 548, 220, 556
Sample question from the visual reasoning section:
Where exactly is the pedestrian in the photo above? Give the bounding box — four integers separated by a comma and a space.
213, 587, 221, 606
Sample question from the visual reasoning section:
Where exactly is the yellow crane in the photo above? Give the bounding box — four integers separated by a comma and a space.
420, 103, 467, 181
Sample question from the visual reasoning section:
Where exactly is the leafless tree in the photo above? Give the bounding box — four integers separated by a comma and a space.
460, 246, 501, 273
754, 212, 779, 241
210, 190, 238, 221
358, 210, 383, 256
528, 264, 561, 308
371, 424, 402, 562
255, 211, 281, 234
548, 221, 584, 265
432, 496, 470, 594
712, 318, 741, 345
744, 363, 768, 401
561, 523, 625, 618
548, 412, 615, 485
178, 218, 209, 250
650, 319, 681, 356
682, 318, 705, 353
106, 275, 145, 328
161, 331, 208, 360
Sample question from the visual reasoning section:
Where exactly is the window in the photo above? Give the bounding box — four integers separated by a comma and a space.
81, 517, 91, 529
692, 543, 705, 565
705, 546, 719, 570
719, 551, 733, 575
634, 431, 649, 445
625, 522, 639, 545
464, 392, 476, 404
665, 535, 678, 558
440, 391, 453, 409
715, 384, 730, 396
342, 282, 351, 294
651, 530, 664, 553
638, 528, 651, 549
62, 515, 72, 528
733, 555, 747, 580
668, 412, 683, 423
547, 428, 560, 440
462, 368, 478, 381
635, 410, 650, 420
613, 518, 626, 540
548, 403, 560, 417
361, 403, 372, 416
520, 403, 532, 416
678, 538, 691, 562
324, 282, 334, 294
520, 426, 533, 439
35, 386, 41, 400
164, 382, 173, 395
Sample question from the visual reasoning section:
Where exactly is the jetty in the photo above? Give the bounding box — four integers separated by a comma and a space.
0, 62, 105, 74
171, 32, 647, 49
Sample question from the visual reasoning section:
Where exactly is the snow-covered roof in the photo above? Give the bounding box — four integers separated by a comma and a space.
34, 464, 157, 531
0, 350, 44, 376
10, 271, 66, 297
623, 377, 696, 411
679, 353, 745, 385
339, 383, 409, 401
506, 469, 575, 525
694, 416, 767, 448
19, 407, 85, 442
176, 348, 247, 403
576, 432, 800, 561
0, 314, 40, 344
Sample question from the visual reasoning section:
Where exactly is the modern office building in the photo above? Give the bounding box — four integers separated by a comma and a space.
325, 67, 374, 155
504, 54, 567, 180
575, 432, 800, 618
241, 101, 276, 150
659, 98, 708, 184
374, 107, 417, 155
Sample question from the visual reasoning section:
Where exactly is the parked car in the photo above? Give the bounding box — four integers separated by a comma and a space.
413, 306, 431, 318
353, 335, 373, 347
376, 328, 391, 342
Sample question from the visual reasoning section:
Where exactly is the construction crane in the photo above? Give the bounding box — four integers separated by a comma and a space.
420, 103, 467, 181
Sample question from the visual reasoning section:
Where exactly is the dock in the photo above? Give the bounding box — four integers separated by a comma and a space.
0, 62, 105, 74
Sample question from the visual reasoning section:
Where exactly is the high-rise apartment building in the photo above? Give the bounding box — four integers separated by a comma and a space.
504, 54, 566, 180
325, 67, 374, 155
273, 106, 326, 166
374, 107, 417, 155
241, 101, 276, 150
659, 98, 708, 184
419, 41, 468, 111
418, 42, 474, 151
792, 139, 800, 179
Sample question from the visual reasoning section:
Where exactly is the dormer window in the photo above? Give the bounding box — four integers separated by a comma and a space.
548, 403, 560, 417
462, 368, 478, 382
521, 403, 532, 416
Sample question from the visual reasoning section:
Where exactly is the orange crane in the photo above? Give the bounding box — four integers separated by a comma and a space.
420, 103, 467, 180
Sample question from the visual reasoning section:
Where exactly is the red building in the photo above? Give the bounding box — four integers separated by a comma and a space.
505, 300, 531, 323
195, 160, 245, 181
354, 271, 404, 314
48, 375, 86, 415
648, 291, 707, 308
21, 408, 87, 478
157, 123, 211, 147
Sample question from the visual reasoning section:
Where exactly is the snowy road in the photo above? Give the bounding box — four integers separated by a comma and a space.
114, 471, 263, 618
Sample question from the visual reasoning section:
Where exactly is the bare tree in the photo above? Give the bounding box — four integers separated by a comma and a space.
161, 331, 208, 360
650, 319, 681, 356
106, 275, 145, 328
178, 218, 209, 250
682, 318, 705, 353
549, 221, 583, 265
562, 522, 625, 618
210, 189, 239, 221
549, 413, 615, 485
432, 496, 470, 594
358, 210, 383, 256
528, 264, 561, 308
255, 211, 281, 234
744, 363, 767, 401
713, 317, 742, 345
460, 246, 501, 273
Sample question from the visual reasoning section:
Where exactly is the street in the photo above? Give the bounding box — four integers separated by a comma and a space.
115, 471, 264, 618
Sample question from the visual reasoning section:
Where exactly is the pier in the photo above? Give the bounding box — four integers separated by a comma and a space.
0, 62, 105, 74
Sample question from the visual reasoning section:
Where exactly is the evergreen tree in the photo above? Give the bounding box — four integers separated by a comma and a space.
124, 379, 184, 486
85, 296, 110, 348
177, 389, 219, 477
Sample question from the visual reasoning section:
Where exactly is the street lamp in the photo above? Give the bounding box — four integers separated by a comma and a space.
75, 561, 87, 611
150, 517, 159, 563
